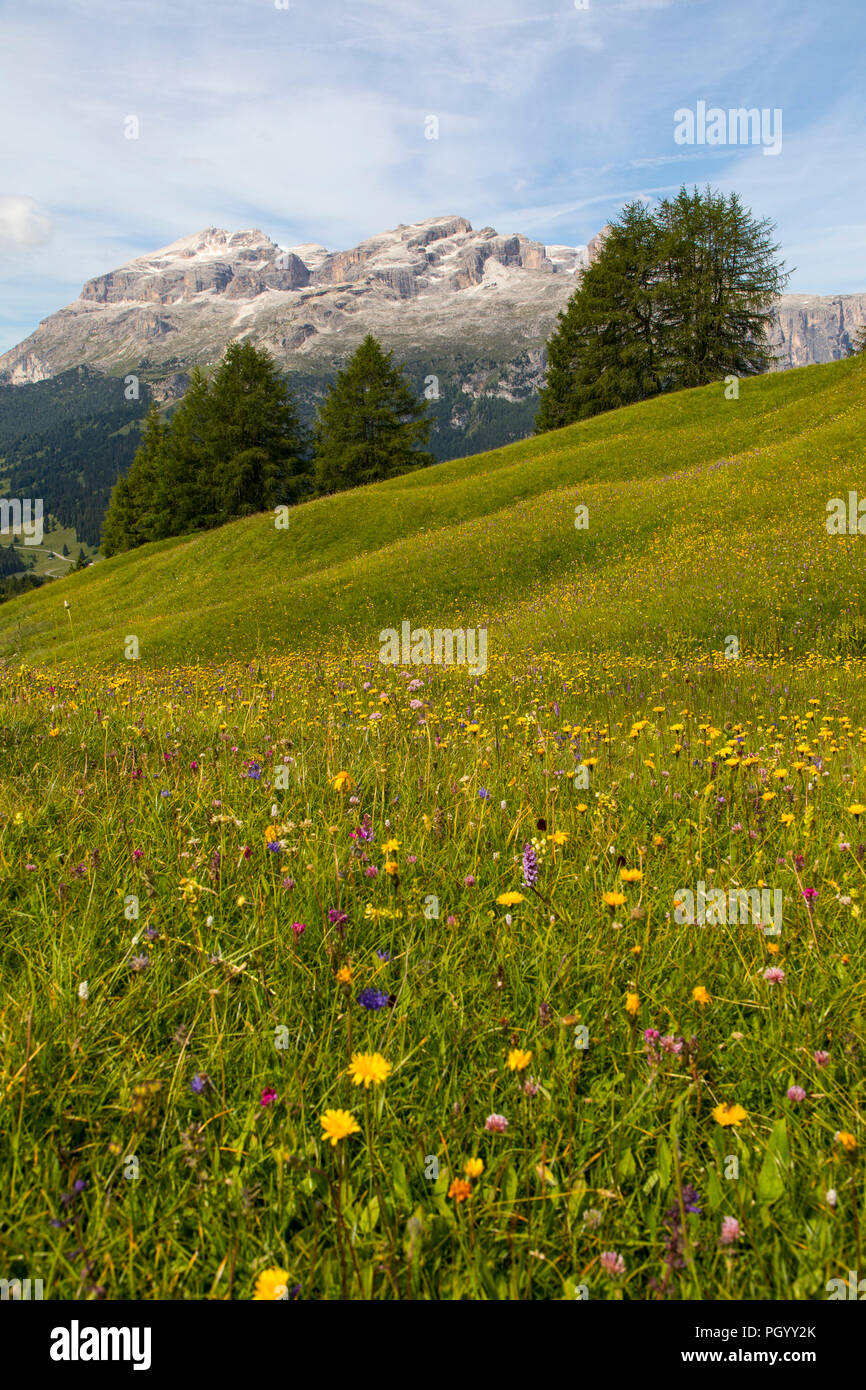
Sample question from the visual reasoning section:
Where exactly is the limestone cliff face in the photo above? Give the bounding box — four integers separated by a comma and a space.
1, 215, 862, 391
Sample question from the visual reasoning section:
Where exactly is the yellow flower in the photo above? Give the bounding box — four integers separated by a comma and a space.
497, 891, 525, 906
847, 804, 866, 818
603, 891, 626, 908
331, 771, 354, 793
320, 1108, 361, 1147
507, 1048, 532, 1071
464, 1157, 484, 1178
550, 831, 569, 846
625, 992, 640, 1017
253, 1267, 290, 1301
780, 813, 795, 826
336, 965, 354, 985
712, 1102, 748, 1127
836, 1131, 857, 1152
448, 1178, 472, 1203
349, 1052, 392, 1088
620, 868, 642, 882
381, 838, 401, 853
692, 985, 712, 1006
384, 861, 399, 876
576, 803, 588, 813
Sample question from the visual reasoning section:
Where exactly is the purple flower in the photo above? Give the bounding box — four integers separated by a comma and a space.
600, 1251, 625, 1277
357, 987, 390, 1011
291, 922, 306, 937
246, 762, 262, 780
478, 788, 491, 800
719, 1216, 740, 1246
813, 1050, 830, 1069
522, 842, 538, 888
328, 908, 348, 927
190, 1073, 210, 1094
376, 948, 390, 961
802, 887, 818, 901
484, 1113, 508, 1133
131, 954, 150, 972
764, 966, 786, 985
266, 841, 282, 853
260, 1087, 278, 1107
787, 1085, 806, 1102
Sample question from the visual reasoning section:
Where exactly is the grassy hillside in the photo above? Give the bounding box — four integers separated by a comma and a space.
1, 359, 865, 1302
0, 353, 864, 669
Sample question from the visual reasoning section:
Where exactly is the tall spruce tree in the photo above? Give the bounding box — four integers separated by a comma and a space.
313, 335, 433, 493
536, 186, 788, 431
101, 343, 308, 554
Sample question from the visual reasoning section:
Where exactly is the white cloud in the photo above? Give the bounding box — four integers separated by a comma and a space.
0, 196, 53, 253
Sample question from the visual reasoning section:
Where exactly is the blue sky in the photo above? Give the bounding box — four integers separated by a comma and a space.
1, 0, 864, 354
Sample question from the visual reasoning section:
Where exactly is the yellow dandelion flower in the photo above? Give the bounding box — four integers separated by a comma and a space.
497, 891, 525, 906
253, 1267, 290, 1300
320, 1108, 360, 1147
336, 965, 354, 985
604, 891, 626, 907
507, 1048, 532, 1071
712, 1103, 747, 1127
692, 985, 712, 1006
464, 1157, 484, 1178
625, 992, 640, 1017
349, 1052, 392, 1088
620, 868, 642, 882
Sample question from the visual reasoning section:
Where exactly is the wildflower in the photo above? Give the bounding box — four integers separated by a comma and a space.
847, 804, 866, 818
835, 1131, 857, 1152
253, 1267, 290, 1300
496, 891, 524, 906
357, 987, 390, 1011
336, 965, 353, 985
463, 874, 475, 887
328, 908, 348, 927
523, 1077, 539, 1097
582, 1208, 603, 1230
813, 1050, 830, 1068
507, 1048, 532, 1071
719, 1216, 740, 1246
620, 868, 642, 882
448, 1178, 472, 1203
600, 1251, 625, 1278
320, 1109, 361, 1147
349, 1052, 392, 1088
190, 1073, 210, 1094
603, 891, 626, 908
464, 1158, 484, 1178
550, 831, 569, 846
692, 985, 712, 1006
331, 771, 354, 793
826, 1189, 838, 1209
712, 1102, 747, 1127
131, 954, 150, 972
763, 966, 786, 985
260, 1087, 278, 1107
625, 992, 640, 1017
522, 842, 539, 888
291, 922, 306, 937
77, 981, 89, 1002
787, 1085, 806, 1102
478, 788, 491, 800
485, 1113, 508, 1133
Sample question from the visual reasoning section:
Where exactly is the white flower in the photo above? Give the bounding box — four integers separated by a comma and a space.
827, 1189, 837, 1208
206, 915, 214, 928
78, 980, 89, 1001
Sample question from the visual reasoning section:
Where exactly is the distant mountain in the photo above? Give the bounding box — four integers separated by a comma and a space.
2, 216, 864, 394
1, 216, 864, 546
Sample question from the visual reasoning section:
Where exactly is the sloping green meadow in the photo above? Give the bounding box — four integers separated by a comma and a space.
0, 357, 864, 1301
1, 353, 864, 668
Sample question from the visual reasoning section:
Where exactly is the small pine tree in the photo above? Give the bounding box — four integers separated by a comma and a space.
313, 335, 434, 493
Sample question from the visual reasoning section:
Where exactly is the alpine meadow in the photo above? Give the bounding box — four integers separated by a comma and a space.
0, 0, 864, 1333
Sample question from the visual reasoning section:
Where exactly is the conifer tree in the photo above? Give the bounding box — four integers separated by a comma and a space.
536, 186, 788, 430
313, 335, 433, 493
